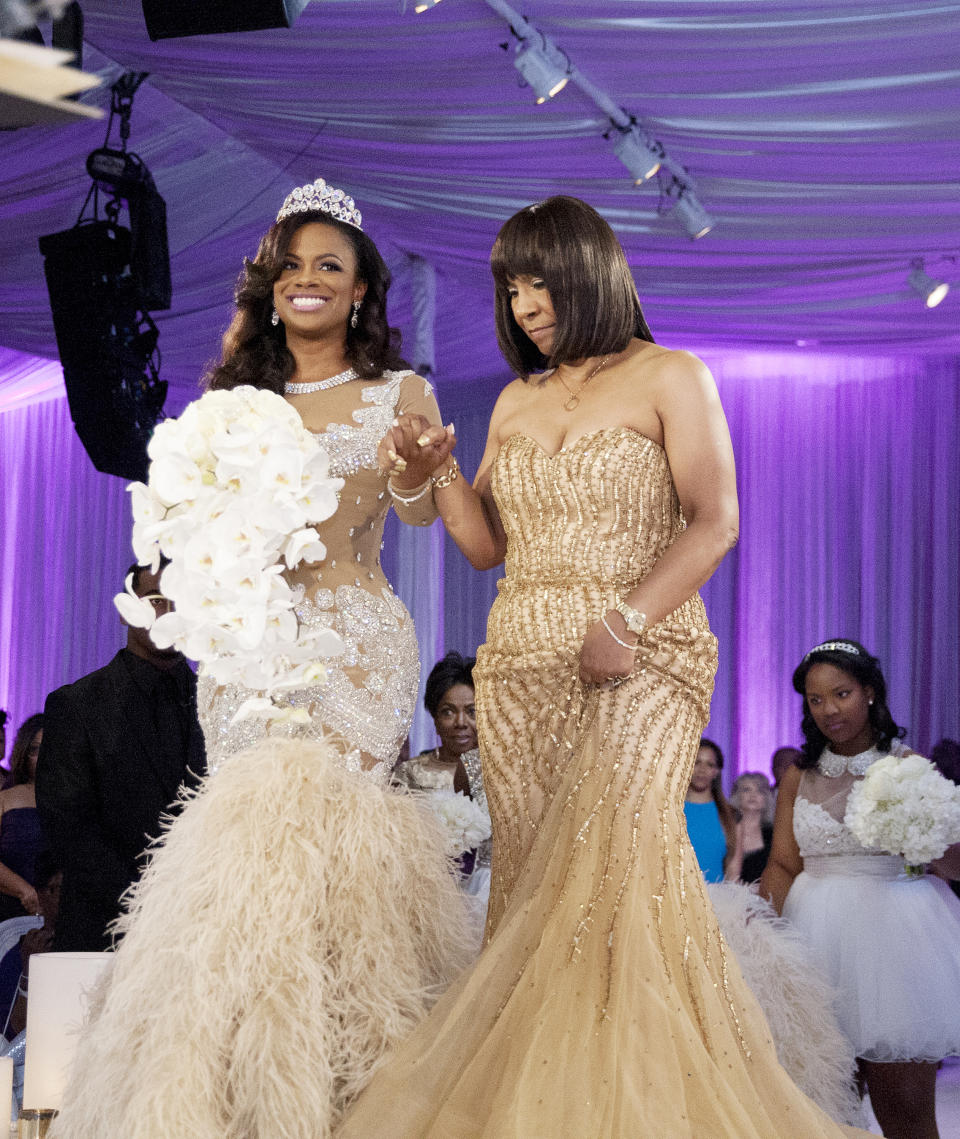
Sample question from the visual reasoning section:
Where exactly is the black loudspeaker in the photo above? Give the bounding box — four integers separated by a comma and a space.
141, 0, 310, 40
39, 222, 167, 482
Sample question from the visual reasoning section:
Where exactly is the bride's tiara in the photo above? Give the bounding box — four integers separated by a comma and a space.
802, 640, 862, 662
276, 177, 363, 230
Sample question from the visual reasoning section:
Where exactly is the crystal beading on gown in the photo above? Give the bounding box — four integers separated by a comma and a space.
339, 427, 870, 1137
50, 371, 474, 1139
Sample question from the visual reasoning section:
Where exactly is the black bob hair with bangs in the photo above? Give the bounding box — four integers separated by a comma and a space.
490, 196, 655, 379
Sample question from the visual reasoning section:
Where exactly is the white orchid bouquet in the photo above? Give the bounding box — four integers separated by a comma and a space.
427, 791, 492, 858
114, 385, 345, 721
844, 751, 960, 870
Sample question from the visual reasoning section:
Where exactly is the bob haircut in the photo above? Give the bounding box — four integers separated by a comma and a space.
490, 195, 655, 379
205, 210, 407, 393
423, 652, 476, 720
791, 639, 904, 769
9, 712, 43, 786
730, 772, 775, 826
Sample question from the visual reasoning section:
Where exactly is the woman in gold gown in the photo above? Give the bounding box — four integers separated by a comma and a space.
341, 196, 867, 1137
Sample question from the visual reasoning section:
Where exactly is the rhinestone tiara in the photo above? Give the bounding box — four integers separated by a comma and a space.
802, 639, 862, 662
276, 177, 363, 230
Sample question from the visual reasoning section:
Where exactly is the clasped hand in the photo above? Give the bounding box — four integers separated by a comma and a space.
378, 413, 456, 486
579, 616, 637, 687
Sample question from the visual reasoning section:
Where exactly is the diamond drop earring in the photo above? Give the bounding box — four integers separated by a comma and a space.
271, 308, 280, 327
351, 300, 361, 329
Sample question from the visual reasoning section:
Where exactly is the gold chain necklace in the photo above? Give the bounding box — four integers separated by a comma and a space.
554, 355, 610, 412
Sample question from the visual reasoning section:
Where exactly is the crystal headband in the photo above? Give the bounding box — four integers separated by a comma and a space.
802, 640, 862, 662
276, 177, 363, 230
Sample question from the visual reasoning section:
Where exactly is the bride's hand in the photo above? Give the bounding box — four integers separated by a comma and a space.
579, 615, 637, 686
377, 414, 456, 486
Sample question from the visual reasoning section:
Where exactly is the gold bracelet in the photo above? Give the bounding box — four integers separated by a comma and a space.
431, 457, 459, 490
387, 477, 432, 504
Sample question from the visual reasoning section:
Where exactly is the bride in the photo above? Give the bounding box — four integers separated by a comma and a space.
50, 179, 473, 1139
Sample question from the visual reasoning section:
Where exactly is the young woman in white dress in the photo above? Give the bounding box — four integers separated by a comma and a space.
762, 639, 960, 1139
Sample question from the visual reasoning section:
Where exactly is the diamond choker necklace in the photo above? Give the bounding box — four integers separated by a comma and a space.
818, 744, 881, 778
285, 367, 358, 395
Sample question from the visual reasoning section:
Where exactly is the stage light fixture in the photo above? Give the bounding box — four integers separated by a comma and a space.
413, 0, 442, 11
672, 186, 714, 240
38, 71, 169, 482
908, 262, 949, 308
613, 127, 662, 184
514, 36, 570, 103
141, 0, 310, 40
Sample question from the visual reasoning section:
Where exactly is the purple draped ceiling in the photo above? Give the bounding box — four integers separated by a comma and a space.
1, 1, 958, 766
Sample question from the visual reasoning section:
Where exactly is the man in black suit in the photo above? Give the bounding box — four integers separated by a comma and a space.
36, 563, 205, 951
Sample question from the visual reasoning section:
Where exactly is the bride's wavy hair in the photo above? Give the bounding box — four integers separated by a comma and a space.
791, 639, 904, 769
490, 195, 655, 380
204, 211, 407, 392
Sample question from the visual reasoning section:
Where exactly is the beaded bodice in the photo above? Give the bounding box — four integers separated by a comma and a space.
286, 370, 429, 600
794, 742, 909, 859
492, 428, 685, 591
198, 370, 437, 774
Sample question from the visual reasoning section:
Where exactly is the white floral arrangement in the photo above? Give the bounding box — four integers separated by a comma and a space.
114, 386, 345, 721
844, 751, 960, 868
427, 791, 492, 858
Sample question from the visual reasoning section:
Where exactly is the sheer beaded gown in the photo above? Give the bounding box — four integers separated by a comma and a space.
339, 427, 868, 1138
50, 371, 473, 1139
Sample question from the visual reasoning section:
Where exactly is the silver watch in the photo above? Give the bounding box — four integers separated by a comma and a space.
613, 598, 647, 636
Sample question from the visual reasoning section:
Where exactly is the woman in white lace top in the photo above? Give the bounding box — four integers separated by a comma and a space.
761, 639, 960, 1139
50, 181, 472, 1139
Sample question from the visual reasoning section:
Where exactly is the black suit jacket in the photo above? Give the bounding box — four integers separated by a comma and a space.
35, 649, 206, 951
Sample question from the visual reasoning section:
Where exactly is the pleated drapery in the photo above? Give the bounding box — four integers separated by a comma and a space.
2, 349, 958, 773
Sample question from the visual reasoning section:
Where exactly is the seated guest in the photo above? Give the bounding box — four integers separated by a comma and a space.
36, 563, 205, 952
0, 715, 46, 920
771, 745, 803, 791
393, 652, 475, 796
932, 737, 960, 785
4, 851, 61, 1039
683, 738, 736, 882
0, 714, 48, 1033
725, 771, 775, 883
394, 652, 491, 877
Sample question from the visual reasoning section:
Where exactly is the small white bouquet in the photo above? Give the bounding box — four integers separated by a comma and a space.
427, 791, 492, 858
114, 385, 345, 720
844, 751, 960, 870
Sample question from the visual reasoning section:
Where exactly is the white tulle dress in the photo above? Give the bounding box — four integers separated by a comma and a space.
49, 371, 474, 1139
784, 741, 960, 1062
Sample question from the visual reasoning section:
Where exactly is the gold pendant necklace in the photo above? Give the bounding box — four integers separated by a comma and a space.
555, 355, 610, 412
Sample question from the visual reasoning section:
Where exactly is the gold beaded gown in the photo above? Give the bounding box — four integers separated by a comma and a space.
339, 427, 868, 1138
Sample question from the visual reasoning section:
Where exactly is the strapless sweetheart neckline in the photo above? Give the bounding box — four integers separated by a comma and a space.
500, 425, 664, 461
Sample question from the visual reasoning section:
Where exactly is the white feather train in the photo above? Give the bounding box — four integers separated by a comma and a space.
707, 882, 863, 1127
49, 737, 475, 1138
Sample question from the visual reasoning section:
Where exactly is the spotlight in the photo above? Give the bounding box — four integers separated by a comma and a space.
514, 36, 570, 104
672, 186, 714, 240
413, 0, 442, 10
908, 262, 949, 308
613, 127, 662, 185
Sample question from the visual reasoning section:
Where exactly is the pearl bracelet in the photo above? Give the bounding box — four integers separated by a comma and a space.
387, 477, 433, 505
431, 457, 459, 490
600, 614, 639, 651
